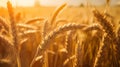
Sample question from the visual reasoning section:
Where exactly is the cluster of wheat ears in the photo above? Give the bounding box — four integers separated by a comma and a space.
0, 1, 120, 67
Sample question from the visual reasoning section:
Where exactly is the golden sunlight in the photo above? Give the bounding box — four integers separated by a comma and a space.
15, 0, 34, 6
0, 0, 120, 67
0, 0, 35, 7
0, 0, 119, 7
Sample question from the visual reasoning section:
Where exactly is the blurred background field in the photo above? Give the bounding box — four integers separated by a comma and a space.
0, 0, 120, 23
0, 0, 120, 67
0, 6, 120, 24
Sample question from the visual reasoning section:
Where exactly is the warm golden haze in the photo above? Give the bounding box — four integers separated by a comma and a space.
0, 0, 119, 7
0, 0, 120, 67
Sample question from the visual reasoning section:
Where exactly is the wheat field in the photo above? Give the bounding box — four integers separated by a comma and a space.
0, 1, 120, 67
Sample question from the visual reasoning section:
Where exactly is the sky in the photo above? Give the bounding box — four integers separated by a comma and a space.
0, 0, 119, 7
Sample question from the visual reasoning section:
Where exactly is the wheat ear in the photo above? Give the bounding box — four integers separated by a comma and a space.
93, 8, 120, 67
0, 16, 10, 32
7, 1, 19, 48
42, 4, 67, 38
41, 23, 87, 51
92, 8, 117, 43
83, 23, 103, 32
30, 23, 86, 67
7, 1, 21, 67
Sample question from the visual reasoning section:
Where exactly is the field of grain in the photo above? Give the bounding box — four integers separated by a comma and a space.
0, 1, 120, 67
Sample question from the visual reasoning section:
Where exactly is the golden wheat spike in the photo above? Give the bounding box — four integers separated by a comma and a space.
92, 8, 116, 40
39, 23, 104, 67
0, 17, 10, 32
93, 8, 120, 67
30, 23, 87, 67
92, 9, 119, 61
65, 30, 76, 54
7, 1, 19, 46
42, 4, 67, 38
41, 23, 86, 50
7, 1, 21, 67
49, 3, 67, 25
76, 40, 81, 67
65, 31, 71, 48
82, 24, 103, 32
7, 1, 14, 17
